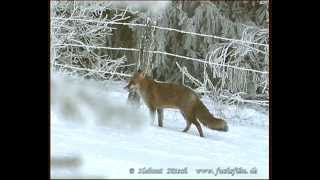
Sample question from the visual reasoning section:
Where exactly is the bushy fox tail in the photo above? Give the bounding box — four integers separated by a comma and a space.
194, 100, 228, 132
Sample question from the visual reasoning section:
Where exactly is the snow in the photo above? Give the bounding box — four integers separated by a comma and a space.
51, 74, 269, 179
110, 1, 170, 15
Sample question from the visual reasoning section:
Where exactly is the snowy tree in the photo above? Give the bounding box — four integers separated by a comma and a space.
51, 1, 269, 107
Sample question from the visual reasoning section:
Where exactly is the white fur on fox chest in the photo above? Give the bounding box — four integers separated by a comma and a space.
136, 87, 149, 105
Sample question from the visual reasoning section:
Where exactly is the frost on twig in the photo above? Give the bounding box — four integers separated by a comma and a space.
51, 1, 132, 81
50, 1, 269, 108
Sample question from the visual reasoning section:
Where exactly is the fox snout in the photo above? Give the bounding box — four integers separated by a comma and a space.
124, 82, 138, 91
124, 81, 133, 90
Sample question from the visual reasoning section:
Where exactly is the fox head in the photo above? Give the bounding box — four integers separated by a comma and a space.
124, 70, 145, 91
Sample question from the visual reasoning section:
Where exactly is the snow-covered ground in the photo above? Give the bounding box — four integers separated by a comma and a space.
50, 74, 269, 179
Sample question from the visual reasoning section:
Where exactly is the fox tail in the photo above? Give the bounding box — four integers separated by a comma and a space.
194, 100, 228, 132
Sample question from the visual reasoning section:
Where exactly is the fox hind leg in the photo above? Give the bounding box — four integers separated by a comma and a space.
180, 110, 193, 133
182, 121, 191, 132
193, 120, 204, 137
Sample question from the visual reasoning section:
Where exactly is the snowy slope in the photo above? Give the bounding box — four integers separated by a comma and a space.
50, 75, 269, 179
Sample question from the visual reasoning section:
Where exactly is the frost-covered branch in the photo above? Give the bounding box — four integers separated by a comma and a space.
51, 1, 132, 81
50, 1, 269, 108
51, 17, 268, 48
53, 43, 140, 52
176, 62, 203, 87
175, 62, 268, 106
53, 43, 268, 74
53, 63, 131, 78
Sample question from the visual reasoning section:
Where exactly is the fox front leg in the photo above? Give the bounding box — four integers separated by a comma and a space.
157, 109, 163, 127
148, 107, 156, 125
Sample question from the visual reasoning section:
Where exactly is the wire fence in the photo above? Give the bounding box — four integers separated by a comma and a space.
51, 16, 269, 107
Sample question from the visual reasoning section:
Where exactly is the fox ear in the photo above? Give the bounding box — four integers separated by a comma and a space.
137, 69, 145, 77
139, 71, 145, 78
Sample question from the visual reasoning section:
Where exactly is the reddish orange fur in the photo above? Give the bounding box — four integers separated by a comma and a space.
125, 71, 228, 137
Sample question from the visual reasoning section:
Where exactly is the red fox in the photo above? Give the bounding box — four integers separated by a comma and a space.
124, 70, 228, 137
